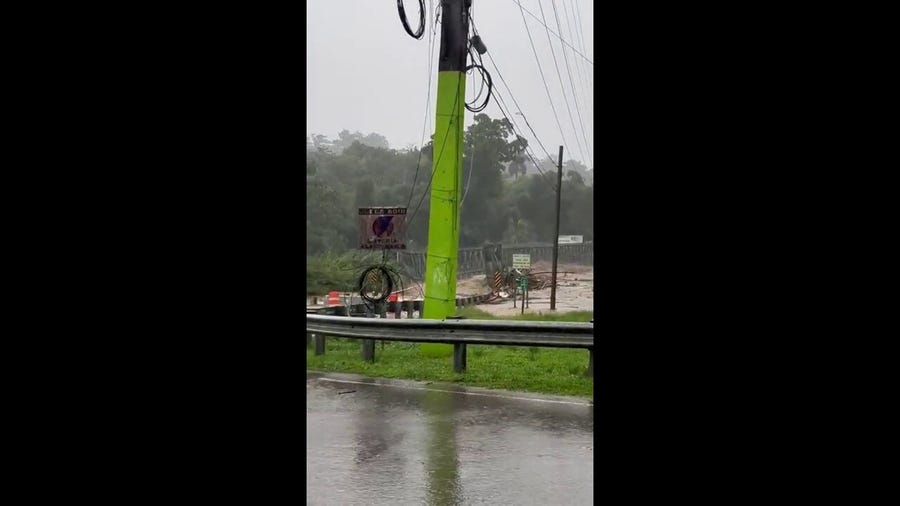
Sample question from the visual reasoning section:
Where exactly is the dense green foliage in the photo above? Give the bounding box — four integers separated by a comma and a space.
307, 114, 593, 258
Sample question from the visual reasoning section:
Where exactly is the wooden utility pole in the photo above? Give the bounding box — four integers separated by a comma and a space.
550, 146, 564, 310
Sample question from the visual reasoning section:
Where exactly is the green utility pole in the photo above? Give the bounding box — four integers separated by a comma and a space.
421, 0, 470, 356
423, 1, 469, 318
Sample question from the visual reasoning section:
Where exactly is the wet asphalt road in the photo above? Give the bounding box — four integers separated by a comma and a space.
307, 372, 593, 505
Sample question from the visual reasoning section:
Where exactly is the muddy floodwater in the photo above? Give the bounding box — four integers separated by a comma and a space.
307, 371, 593, 505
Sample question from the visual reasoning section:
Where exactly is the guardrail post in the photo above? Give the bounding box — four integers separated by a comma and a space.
453, 343, 467, 373
362, 339, 375, 362
447, 316, 467, 373
306, 332, 311, 348
314, 333, 326, 355
586, 349, 593, 377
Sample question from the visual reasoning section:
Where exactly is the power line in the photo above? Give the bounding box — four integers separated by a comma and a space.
482, 51, 556, 164
570, 0, 593, 92
469, 19, 556, 166
538, 0, 587, 167
405, 0, 440, 206
465, 38, 556, 189
551, 0, 592, 167
572, 0, 592, 81
568, 0, 594, 154
465, 26, 557, 187
512, 0, 593, 65
562, 0, 593, 147
515, 0, 573, 171
489, 79, 559, 192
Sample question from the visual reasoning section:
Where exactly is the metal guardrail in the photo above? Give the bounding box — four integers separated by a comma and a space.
306, 315, 594, 376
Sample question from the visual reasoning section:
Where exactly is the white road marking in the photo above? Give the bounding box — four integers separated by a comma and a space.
315, 377, 593, 406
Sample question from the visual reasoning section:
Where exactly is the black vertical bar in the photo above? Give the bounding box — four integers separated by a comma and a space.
586, 349, 593, 377
550, 145, 564, 310
453, 343, 467, 373
314, 334, 325, 355
362, 339, 375, 362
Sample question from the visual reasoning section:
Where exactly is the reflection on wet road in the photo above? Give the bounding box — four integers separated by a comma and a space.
307, 372, 593, 505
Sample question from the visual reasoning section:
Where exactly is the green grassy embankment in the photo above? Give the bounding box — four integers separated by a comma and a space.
306, 308, 594, 398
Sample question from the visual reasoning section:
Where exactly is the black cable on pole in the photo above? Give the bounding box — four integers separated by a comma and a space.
405, 61, 464, 231
397, 0, 426, 39
465, 63, 492, 113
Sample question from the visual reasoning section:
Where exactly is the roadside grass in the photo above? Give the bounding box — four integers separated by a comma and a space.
306, 310, 594, 398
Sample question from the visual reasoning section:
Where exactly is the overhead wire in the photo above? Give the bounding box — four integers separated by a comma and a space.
474, 52, 557, 188
550, 0, 592, 168
460, 142, 475, 207
491, 84, 558, 191
571, 0, 593, 90
564, 0, 593, 118
469, 18, 558, 189
405, 0, 440, 206
482, 50, 556, 165
511, 0, 593, 65
537, 0, 587, 169
561, 0, 593, 152
515, 0, 574, 173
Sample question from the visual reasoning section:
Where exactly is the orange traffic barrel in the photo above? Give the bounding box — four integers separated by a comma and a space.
327, 291, 341, 306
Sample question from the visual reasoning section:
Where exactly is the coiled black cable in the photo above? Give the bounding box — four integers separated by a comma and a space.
465, 63, 492, 113
357, 265, 396, 305
397, 0, 425, 39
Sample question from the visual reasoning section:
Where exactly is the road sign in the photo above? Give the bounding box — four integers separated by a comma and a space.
512, 254, 531, 269
358, 207, 407, 250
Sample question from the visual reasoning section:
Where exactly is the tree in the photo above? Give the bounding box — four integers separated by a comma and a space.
507, 154, 527, 179
458, 114, 529, 246
304, 118, 592, 260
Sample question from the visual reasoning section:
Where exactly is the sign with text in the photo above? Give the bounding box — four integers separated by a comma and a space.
558, 235, 584, 244
512, 254, 531, 269
358, 207, 407, 249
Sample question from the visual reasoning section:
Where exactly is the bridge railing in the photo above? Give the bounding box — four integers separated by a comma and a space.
306, 315, 594, 377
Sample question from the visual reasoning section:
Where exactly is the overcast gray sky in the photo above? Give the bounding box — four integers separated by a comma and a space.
307, 0, 594, 168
